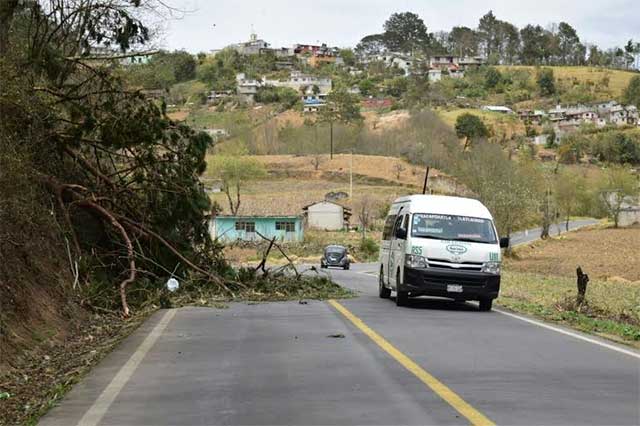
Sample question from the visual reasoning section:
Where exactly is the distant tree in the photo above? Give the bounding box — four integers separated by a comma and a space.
384, 76, 409, 97
555, 168, 585, 231
478, 11, 500, 59
209, 156, 266, 215
392, 162, 406, 179
309, 154, 324, 171
140, 50, 198, 84
448, 26, 478, 57
484, 67, 502, 89
500, 21, 521, 64
356, 196, 375, 241
455, 113, 490, 150
537, 68, 556, 96
358, 79, 376, 97
598, 166, 639, 228
339, 48, 356, 66
319, 88, 363, 159
355, 34, 387, 57
520, 24, 548, 64
382, 12, 432, 56
557, 22, 585, 65
623, 75, 640, 108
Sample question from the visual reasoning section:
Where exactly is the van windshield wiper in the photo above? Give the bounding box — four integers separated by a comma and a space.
413, 235, 449, 240
453, 238, 492, 244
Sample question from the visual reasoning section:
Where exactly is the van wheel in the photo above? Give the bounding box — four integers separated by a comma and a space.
379, 269, 391, 299
395, 271, 408, 307
479, 299, 493, 312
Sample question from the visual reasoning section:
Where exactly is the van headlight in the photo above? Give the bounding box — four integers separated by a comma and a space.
405, 255, 428, 268
481, 261, 501, 274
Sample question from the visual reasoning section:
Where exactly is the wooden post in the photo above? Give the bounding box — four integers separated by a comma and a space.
422, 166, 430, 194
576, 266, 589, 306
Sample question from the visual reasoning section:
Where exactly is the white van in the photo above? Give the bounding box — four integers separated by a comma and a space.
378, 195, 509, 311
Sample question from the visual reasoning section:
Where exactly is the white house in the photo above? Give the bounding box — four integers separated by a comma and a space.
302, 201, 351, 230
481, 105, 514, 114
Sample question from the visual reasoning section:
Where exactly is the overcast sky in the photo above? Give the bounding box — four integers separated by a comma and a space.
158, 0, 639, 53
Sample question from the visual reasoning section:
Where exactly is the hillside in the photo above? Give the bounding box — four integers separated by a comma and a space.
498, 65, 638, 99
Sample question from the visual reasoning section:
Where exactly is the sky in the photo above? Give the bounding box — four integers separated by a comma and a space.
158, 0, 639, 53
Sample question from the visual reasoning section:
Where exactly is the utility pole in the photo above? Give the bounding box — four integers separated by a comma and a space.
422, 166, 430, 194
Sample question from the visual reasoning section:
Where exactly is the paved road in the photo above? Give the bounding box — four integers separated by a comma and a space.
39, 219, 640, 426
508, 219, 599, 246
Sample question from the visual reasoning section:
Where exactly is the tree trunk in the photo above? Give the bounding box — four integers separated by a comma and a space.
576, 266, 589, 306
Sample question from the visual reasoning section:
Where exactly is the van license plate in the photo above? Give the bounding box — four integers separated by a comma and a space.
447, 284, 463, 293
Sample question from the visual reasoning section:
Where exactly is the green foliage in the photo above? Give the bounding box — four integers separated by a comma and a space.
384, 76, 409, 97
623, 75, 640, 107
484, 66, 502, 89
319, 87, 364, 125
0, 0, 227, 317
358, 79, 376, 96
537, 68, 556, 96
382, 12, 432, 56
597, 166, 639, 227
254, 86, 300, 109
454, 113, 490, 142
359, 238, 380, 261
207, 156, 266, 214
122, 50, 196, 89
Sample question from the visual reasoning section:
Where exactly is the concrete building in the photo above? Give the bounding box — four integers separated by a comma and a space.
210, 215, 303, 242
303, 201, 351, 231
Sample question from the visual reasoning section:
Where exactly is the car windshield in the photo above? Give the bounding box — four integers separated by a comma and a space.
411, 213, 497, 244
325, 247, 345, 255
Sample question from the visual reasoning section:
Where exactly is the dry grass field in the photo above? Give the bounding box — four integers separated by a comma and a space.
435, 108, 526, 139
505, 226, 640, 282
497, 66, 637, 98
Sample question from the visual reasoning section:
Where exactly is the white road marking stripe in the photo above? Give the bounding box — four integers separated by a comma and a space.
77, 309, 176, 426
495, 308, 640, 360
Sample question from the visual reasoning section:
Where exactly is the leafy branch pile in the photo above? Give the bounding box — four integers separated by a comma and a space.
0, 0, 231, 317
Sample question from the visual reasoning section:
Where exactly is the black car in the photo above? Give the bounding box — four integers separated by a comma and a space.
321, 245, 350, 270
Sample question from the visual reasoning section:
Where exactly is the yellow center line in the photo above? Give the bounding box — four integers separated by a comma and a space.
328, 299, 495, 426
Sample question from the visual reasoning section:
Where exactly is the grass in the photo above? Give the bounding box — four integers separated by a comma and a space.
499, 270, 640, 346
435, 107, 525, 139
497, 65, 637, 98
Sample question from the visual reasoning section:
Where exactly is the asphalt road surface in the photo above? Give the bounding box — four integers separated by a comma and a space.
509, 218, 599, 246
39, 220, 639, 426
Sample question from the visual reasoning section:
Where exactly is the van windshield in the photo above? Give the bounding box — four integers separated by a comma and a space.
411, 213, 497, 244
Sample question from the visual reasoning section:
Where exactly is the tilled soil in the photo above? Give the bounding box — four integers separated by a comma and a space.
505, 226, 640, 282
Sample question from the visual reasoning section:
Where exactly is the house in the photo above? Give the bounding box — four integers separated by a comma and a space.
262, 71, 332, 96
518, 109, 546, 124
227, 31, 270, 55
303, 201, 351, 230
481, 105, 514, 114
302, 95, 326, 113
427, 69, 442, 82
429, 55, 485, 70
619, 204, 640, 227
210, 215, 303, 242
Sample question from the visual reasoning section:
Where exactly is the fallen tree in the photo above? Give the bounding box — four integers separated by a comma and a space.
0, 0, 228, 316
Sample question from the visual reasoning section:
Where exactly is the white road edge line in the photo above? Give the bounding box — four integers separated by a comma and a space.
77, 309, 177, 426
494, 307, 640, 360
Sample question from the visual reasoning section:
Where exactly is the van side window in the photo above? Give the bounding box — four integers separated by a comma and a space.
392, 215, 404, 236
382, 215, 396, 240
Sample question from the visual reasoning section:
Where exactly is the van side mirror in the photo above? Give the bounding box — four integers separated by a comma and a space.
395, 227, 407, 240
499, 237, 510, 248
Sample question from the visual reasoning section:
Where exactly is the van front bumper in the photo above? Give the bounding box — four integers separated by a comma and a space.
402, 266, 500, 300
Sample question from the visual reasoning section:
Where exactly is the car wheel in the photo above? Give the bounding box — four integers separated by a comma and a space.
479, 299, 493, 311
379, 268, 391, 299
395, 270, 408, 307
